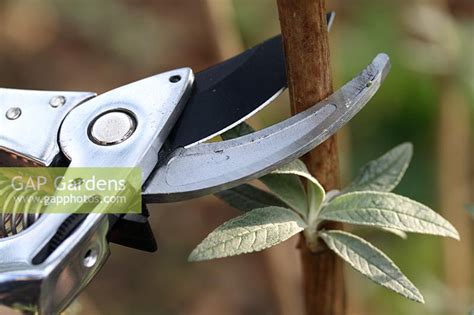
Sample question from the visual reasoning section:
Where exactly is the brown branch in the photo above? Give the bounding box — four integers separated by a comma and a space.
276, 0, 346, 314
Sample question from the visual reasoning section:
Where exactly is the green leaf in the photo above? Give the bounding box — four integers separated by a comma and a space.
262, 159, 325, 220
189, 207, 306, 261
215, 184, 287, 212
344, 143, 413, 193
319, 230, 424, 303
221, 122, 255, 140
260, 173, 308, 218
319, 191, 459, 239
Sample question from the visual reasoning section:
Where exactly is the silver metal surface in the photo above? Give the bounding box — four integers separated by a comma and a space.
60, 68, 193, 177
0, 89, 96, 166
0, 213, 111, 314
89, 110, 137, 145
0, 68, 194, 314
144, 53, 390, 202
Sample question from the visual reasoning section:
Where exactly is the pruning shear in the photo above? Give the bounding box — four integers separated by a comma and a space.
0, 15, 390, 314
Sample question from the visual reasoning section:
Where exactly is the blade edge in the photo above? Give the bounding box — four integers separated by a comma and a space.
144, 53, 390, 202
166, 12, 336, 150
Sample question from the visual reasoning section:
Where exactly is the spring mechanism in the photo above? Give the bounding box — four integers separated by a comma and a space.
0, 174, 43, 238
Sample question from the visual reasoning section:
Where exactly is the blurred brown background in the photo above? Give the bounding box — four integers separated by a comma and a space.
0, 0, 472, 314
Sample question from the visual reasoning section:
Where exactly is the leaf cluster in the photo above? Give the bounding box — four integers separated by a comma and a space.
189, 123, 459, 304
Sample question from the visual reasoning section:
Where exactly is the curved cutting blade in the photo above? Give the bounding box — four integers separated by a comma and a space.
166, 13, 336, 150
144, 53, 390, 202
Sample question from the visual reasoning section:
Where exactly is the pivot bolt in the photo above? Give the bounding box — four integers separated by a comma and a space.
89, 110, 136, 146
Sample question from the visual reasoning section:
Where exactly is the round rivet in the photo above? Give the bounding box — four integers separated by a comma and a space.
89, 111, 136, 146
6, 107, 22, 120
50, 95, 66, 108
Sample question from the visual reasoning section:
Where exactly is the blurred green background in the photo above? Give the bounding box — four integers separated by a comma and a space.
0, 0, 472, 314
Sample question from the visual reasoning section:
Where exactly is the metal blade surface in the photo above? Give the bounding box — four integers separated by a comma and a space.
165, 36, 286, 150
144, 53, 390, 202
166, 12, 336, 150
